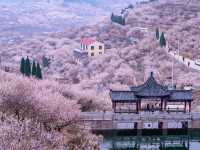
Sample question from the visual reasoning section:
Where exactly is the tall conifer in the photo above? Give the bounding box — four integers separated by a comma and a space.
36, 63, 42, 79
32, 61, 37, 76
111, 13, 114, 21
20, 57, 25, 75
156, 28, 159, 40
160, 32, 166, 47
25, 57, 31, 77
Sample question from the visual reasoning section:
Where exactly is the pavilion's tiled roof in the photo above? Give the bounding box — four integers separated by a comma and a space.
130, 85, 144, 92
110, 91, 138, 102
133, 72, 170, 97
169, 90, 193, 101
110, 72, 193, 102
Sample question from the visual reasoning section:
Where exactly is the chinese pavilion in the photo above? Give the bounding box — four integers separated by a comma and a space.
110, 72, 193, 113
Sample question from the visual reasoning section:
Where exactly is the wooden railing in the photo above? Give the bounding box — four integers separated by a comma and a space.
80, 111, 200, 121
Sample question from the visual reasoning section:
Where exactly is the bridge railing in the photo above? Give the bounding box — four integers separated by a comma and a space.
80, 112, 113, 120
80, 111, 200, 121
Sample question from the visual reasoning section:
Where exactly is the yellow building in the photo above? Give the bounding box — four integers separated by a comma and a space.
81, 38, 105, 57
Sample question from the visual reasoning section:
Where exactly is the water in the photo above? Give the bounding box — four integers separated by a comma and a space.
101, 136, 200, 150
100, 131, 200, 150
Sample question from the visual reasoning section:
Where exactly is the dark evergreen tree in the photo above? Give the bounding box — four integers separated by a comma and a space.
20, 57, 25, 75
25, 57, 31, 77
156, 28, 159, 40
111, 13, 126, 26
36, 63, 42, 79
32, 61, 37, 76
160, 32, 166, 47
42, 56, 51, 68
111, 13, 114, 21
128, 4, 134, 9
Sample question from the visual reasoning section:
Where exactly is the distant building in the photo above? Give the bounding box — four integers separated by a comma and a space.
0, 62, 17, 73
80, 38, 104, 57
73, 38, 105, 65
183, 84, 194, 90
73, 48, 88, 65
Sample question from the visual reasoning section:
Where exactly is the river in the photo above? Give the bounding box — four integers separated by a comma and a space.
100, 130, 200, 150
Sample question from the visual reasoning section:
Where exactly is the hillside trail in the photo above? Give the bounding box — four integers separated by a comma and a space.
165, 44, 200, 71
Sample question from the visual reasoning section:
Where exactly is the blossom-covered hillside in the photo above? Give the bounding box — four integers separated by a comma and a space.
0, 70, 106, 149
1, 0, 200, 148
1, 0, 200, 110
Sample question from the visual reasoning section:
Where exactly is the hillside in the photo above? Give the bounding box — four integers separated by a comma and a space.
0, 0, 144, 36
1, 0, 200, 110
0, 0, 147, 48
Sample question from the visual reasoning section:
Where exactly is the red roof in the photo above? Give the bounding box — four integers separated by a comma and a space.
81, 38, 96, 45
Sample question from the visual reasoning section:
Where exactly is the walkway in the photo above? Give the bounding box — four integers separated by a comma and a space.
80, 111, 200, 121
166, 44, 200, 71
136, 25, 200, 71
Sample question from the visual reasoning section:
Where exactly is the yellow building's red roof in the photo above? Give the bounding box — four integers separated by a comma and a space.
81, 38, 96, 45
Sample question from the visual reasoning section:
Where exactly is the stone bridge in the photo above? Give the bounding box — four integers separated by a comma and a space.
80, 111, 200, 131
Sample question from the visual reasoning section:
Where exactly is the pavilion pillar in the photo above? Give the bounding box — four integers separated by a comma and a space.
184, 101, 187, 113
112, 102, 116, 113
164, 100, 167, 111
189, 101, 191, 113
161, 99, 163, 111
139, 99, 141, 112
136, 101, 139, 114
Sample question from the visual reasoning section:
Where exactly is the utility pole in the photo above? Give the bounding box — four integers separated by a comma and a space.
171, 57, 174, 88
178, 39, 180, 56
150, 49, 153, 73
198, 40, 200, 60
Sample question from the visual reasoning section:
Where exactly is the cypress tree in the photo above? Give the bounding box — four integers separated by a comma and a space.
160, 32, 166, 47
32, 61, 37, 76
20, 57, 25, 75
36, 63, 42, 79
25, 57, 31, 77
111, 13, 114, 21
163, 33, 166, 47
156, 28, 159, 40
